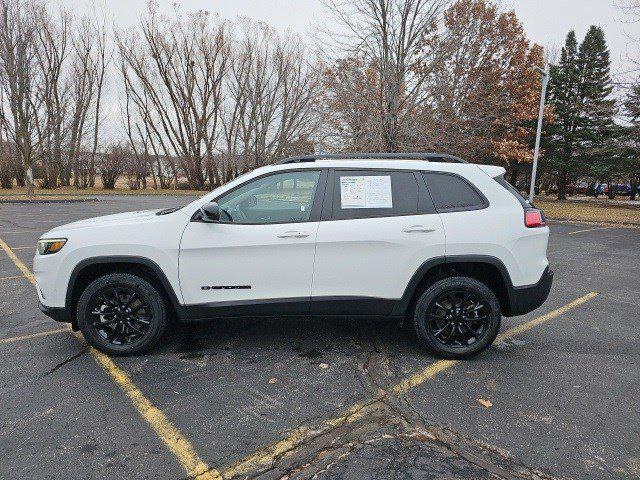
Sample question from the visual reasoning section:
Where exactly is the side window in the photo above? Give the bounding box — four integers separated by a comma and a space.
331, 170, 419, 220
216, 170, 321, 224
422, 172, 488, 212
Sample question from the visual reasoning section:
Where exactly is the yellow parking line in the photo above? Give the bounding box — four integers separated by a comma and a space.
0, 235, 221, 480
0, 326, 70, 345
221, 399, 379, 479
223, 292, 599, 476
0, 237, 35, 283
567, 226, 614, 235
494, 292, 598, 342
87, 340, 219, 480
0, 275, 27, 281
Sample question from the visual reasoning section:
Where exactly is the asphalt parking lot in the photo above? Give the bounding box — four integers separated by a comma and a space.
0, 196, 638, 480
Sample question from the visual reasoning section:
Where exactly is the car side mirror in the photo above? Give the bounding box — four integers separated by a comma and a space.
199, 202, 220, 223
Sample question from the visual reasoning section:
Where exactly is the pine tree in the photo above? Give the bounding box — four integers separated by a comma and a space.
577, 26, 617, 196
545, 31, 581, 200
622, 81, 640, 200
545, 27, 617, 200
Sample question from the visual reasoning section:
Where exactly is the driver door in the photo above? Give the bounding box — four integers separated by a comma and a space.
179, 169, 326, 319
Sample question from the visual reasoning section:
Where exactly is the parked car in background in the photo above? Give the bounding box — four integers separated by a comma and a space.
567, 181, 589, 195
595, 183, 639, 197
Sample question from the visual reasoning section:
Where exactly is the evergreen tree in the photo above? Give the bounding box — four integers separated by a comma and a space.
545, 27, 617, 199
577, 26, 617, 195
622, 81, 640, 200
545, 31, 581, 200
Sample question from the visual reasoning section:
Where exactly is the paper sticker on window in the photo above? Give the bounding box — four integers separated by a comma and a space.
340, 176, 392, 209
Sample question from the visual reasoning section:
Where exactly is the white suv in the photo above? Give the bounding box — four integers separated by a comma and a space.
34, 153, 552, 358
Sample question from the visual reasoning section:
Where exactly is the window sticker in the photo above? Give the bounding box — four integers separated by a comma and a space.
340, 176, 392, 209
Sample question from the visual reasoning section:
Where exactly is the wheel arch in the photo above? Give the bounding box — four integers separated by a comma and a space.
66, 256, 188, 326
392, 255, 514, 317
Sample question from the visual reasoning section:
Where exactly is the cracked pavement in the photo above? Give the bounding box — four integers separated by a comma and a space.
1, 196, 639, 480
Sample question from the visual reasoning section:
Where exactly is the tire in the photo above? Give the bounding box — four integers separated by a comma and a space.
412, 276, 501, 359
77, 273, 167, 356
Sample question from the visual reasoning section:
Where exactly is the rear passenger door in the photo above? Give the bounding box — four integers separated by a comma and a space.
311, 169, 446, 315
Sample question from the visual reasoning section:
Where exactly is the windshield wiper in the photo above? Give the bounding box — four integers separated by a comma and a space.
156, 206, 183, 216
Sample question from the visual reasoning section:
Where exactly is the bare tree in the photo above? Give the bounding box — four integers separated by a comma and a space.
87, 18, 108, 188
0, 121, 16, 187
122, 86, 174, 189
124, 148, 149, 189
220, 20, 321, 178
13, 4, 109, 190
320, 0, 546, 169
218, 34, 252, 181
32, 5, 70, 188
321, 0, 445, 152
118, 10, 319, 188
68, 16, 109, 188
99, 142, 127, 189
0, 0, 38, 194
117, 8, 230, 190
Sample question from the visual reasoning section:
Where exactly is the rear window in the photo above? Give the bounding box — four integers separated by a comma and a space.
422, 172, 488, 212
493, 175, 529, 209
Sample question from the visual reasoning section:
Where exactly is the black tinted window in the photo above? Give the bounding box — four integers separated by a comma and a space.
422, 172, 487, 212
332, 170, 419, 219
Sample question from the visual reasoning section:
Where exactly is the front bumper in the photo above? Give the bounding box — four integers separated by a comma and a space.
506, 267, 553, 317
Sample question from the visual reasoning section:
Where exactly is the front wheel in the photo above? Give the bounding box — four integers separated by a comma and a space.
412, 276, 501, 359
77, 273, 167, 356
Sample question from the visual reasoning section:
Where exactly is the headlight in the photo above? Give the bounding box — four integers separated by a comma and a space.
37, 238, 67, 255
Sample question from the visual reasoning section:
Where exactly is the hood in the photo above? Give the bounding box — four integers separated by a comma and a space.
47, 209, 161, 233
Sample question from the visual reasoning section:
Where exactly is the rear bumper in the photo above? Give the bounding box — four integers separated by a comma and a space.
506, 267, 553, 317
39, 302, 71, 324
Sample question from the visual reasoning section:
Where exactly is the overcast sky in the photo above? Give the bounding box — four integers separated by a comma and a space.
52, 0, 639, 137
56, 0, 638, 78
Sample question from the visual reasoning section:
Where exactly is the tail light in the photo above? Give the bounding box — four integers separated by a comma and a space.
525, 208, 546, 228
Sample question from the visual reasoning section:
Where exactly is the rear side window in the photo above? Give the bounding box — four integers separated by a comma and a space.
422, 172, 488, 212
331, 170, 419, 219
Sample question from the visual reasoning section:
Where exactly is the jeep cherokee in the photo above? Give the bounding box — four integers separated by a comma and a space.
34, 153, 552, 358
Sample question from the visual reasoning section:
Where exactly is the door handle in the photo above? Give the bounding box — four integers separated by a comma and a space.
402, 225, 436, 233
277, 231, 309, 238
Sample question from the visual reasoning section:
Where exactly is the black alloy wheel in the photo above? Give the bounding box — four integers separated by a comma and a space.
412, 276, 501, 359
77, 273, 167, 355
427, 289, 490, 349
88, 286, 152, 346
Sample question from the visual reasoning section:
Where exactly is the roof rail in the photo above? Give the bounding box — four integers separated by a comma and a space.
278, 152, 467, 164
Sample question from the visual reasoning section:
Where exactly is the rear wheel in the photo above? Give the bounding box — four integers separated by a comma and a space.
412, 276, 501, 359
77, 273, 167, 356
